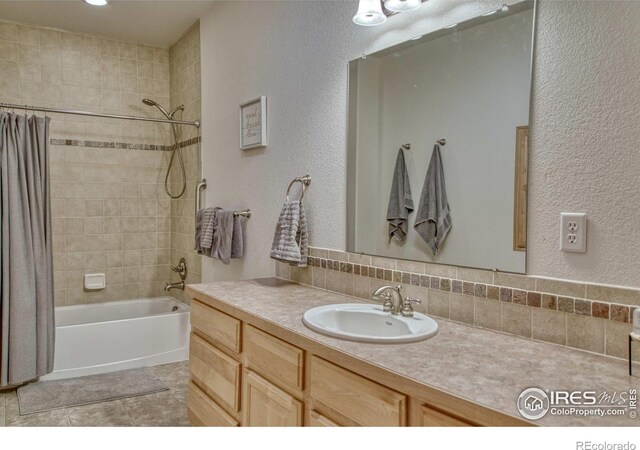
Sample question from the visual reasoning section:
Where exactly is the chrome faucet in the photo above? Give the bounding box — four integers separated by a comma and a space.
164, 258, 187, 292
164, 280, 185, 292
371, 285, 422, 317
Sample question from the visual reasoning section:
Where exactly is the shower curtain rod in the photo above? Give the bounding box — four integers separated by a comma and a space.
0, 102, 200, 128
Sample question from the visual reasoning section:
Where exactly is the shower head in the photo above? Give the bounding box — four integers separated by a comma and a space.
141, 98, 172, 120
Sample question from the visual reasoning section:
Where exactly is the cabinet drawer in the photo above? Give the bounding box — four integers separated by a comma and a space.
189, 333, 241, 413
188, 382, 239, 427
191, 299, 241, 353
242, 370, 303, 427
244, 325, 304, 393
309, 410, 340, 427
310, 356, 406, 426
420, 404, 474, 427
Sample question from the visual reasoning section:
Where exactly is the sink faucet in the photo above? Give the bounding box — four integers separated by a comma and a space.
371, 285, 422, 317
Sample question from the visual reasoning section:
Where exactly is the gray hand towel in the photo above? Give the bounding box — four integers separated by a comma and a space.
386, 147, 414, 242
194, 208, 204, 253
212, 209, 235, 265
414, 144, 452, 255
231, 215, 246, 259
270, 201, 309, 267
197, 207, 220, 257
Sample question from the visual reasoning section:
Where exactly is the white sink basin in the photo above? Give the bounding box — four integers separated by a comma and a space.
302, 303, 438, 343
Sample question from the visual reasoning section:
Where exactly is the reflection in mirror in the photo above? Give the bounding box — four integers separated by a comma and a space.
346, 1, 535, 273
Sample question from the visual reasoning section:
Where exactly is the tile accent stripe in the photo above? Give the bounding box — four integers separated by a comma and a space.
50, 136, 201, 151
303, 255, 635, 323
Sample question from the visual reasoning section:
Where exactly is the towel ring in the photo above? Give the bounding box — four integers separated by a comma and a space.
286, 175, 312, 202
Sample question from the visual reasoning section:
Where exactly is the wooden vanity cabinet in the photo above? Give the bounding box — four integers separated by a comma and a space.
242, 370, 303, 426
187, 296, 525, 427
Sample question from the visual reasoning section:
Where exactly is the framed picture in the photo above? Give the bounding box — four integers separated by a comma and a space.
239, 96, 267, 150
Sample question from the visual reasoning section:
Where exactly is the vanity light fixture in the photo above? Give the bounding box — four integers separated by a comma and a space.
83, 0, 108, 5
353, 0, 428, 26
353, 0, 387, 26
384, 0, 421, 13
482, 4, 509, 16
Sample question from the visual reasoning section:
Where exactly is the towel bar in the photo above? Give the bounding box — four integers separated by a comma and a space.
401, 139, 445, 151
234, 209, 251, 218
286, 175, 312, 202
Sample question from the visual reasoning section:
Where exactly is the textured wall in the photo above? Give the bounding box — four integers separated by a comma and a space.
200, 0, 640, 289
199, 0, 512, 282
168, 21, 202, 303
527, 0, 640, 286
0, 20, 175, 306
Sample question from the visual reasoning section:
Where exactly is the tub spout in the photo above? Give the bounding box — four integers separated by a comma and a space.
164, 281, 185, 292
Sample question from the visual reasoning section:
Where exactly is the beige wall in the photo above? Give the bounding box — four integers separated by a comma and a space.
0, 19, 181, 305
168, 22, 202, 303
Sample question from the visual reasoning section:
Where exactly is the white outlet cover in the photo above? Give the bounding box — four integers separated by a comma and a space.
560, 213, 587, 253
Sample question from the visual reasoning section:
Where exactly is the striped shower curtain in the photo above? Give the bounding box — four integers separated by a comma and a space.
0, 112, 55, 387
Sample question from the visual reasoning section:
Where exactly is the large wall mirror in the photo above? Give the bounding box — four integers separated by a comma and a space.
346, 0, 535, 273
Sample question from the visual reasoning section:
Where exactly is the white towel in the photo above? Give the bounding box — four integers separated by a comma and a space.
270, 201, 309, 267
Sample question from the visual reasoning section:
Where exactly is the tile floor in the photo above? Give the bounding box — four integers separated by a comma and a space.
0, 362, 190, 427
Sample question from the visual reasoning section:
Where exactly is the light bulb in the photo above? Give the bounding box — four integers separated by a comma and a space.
384, 0, 421, 12
353, 0, 387, 26
83, 0, 108, 5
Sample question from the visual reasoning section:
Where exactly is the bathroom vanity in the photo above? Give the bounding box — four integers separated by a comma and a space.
185, 279, 639, 427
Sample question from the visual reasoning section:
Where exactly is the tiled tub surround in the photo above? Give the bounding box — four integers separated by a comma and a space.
276, 248, 640, 363
50, 142, 173, 306
187, 280, 640, 426
168, 21, 202, 304
0, 18, 204, 306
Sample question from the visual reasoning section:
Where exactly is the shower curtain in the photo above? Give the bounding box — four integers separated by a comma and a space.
0, 112, 55, 387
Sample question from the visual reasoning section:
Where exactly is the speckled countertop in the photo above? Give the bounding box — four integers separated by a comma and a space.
187, 278, 640, 426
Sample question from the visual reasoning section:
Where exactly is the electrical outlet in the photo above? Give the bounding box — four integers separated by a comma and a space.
560, 213, 587, 253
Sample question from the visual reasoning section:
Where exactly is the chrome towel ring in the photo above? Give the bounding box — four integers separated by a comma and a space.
286, 175, 312, 202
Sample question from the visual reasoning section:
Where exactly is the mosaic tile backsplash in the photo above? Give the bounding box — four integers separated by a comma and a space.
276, 247, 640, 362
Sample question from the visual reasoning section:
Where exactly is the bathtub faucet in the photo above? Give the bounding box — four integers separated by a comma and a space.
164, 281, 185, 292
165, 257, 187, 292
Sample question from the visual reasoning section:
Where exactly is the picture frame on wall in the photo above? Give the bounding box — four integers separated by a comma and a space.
239, 96, 267, 150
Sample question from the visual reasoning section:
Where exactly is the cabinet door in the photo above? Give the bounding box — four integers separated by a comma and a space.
242, 370, 303, 427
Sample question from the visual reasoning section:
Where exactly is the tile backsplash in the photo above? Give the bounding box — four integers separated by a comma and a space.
276, 247, 640, 362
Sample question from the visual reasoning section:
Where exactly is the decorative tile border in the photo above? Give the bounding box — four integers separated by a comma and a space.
50, 136, 201, 151
303, 255, 636, 324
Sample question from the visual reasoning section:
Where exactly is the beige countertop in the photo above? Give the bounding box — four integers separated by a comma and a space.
186, 278, 640, 426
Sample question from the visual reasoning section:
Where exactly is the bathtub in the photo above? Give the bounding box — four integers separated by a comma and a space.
41, 297, 190, 381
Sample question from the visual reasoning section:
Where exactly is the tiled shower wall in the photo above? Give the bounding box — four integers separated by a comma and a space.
0, 19, 181, 305
168, 22, 202, 303
277, 247, 640, 363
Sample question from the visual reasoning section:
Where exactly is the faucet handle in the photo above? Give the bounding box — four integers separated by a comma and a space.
401, 297, 422, 317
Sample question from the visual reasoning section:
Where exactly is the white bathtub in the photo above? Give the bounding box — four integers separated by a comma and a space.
41, 297, 190, 381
